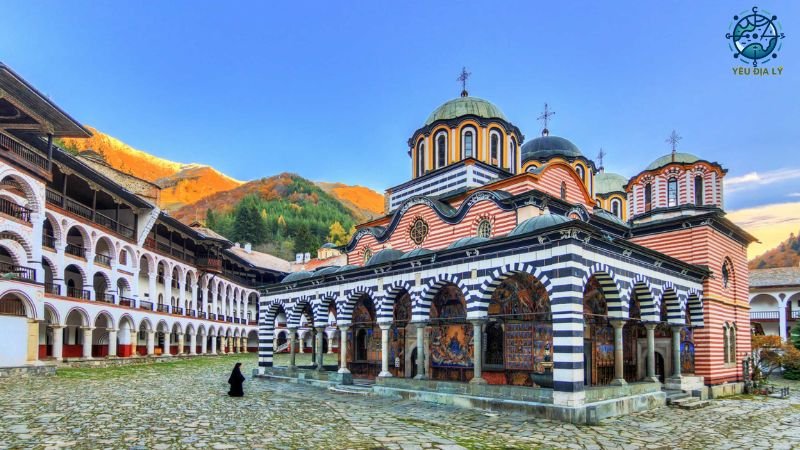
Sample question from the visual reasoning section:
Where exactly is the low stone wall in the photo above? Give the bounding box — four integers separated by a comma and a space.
257, 366, 352, 387
0, 365, 57, 378
708, 382, 744, 398
376, 377, 553, 403
584, 381, 661, 403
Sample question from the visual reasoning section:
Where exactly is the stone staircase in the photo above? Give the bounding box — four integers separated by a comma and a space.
664, 389, 710, 410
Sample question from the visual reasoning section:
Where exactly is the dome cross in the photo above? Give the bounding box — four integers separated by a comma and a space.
538, 103, 555, 136
457, 67, 471, 97
666, 129, 682, 160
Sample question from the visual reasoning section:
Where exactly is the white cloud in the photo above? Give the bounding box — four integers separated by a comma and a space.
725, 168, 800, 192
789, 193, 800, 198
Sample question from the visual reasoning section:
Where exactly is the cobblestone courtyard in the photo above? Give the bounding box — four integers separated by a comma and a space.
1, 354, 799, 449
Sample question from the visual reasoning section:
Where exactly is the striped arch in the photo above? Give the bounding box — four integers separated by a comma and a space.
288, 295, 315, 328
313, 292, 338, 328
582, 263, 626, 319
686, 289, 704, 327
475, 262, 553, 317
379, 280, 413, 323
627, 274, 659, 322
337, 287, 376, 325
413, 273, 471, 322
658, 282, 685, 324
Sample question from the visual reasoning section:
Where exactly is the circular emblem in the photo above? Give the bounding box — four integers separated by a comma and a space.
409, 218, 429, 245
726, 7, 785, 67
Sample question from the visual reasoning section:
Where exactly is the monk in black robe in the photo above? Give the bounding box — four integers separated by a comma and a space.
228, 363, 245, 397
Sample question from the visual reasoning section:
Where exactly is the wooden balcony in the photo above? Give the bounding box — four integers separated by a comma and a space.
0, 197, 32, 223
196, 257, 222, 274
46, 188, 135, 240
0, 262, 36, 282
0, 130, 51, 180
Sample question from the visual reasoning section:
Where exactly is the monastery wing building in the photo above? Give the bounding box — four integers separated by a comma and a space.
0, 63, 290, 369
258, 89, 756, 423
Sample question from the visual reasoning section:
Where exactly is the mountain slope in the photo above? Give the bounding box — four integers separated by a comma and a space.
316, 182, 384, 222
58, 126, 242, 211
749, 230, 800, 269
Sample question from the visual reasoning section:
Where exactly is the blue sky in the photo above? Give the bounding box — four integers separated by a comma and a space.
1, 1, 798, 210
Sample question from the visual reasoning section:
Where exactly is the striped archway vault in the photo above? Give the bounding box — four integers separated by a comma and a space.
686, 288, 704, 326
313, 291, 338, 328
658, 281, 686, 324
582, 263, 626, 319
288, 295, 315, 328
258, 299, 287, 368
476, 262, 553, 317
413, 273, 471, 322
337, 287, 377, 325
379, 280, 414, 323
627, 274, 659, 322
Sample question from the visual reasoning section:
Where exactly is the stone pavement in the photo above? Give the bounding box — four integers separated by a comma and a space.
1, 354, 799, 449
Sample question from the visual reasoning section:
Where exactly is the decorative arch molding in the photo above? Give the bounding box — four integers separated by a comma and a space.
345, 190, 515, 252
337, 287, 377, 324
531, 161, 598, 207
93, 309, 116, 329
43, 302, 61, 325
581, 263, 626, 319
63, 305, 90, 327
313, 292, 338, 327
626, 274, 659, 322
0, 235, 29, 265
657, 281, 685, 324
379, 280, 414, 322
138, 317, 154, 332
686, 288, 704, 327
0, 229, 33, 261
414, 273, 471, 322
0, 289, 37, 319
0, 168, 43, 214
118, 313, 136, 331
288, 295, 315, 328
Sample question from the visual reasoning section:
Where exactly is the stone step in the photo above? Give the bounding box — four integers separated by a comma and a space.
669, 397, 697, 406
675, 400, 710, 410
328, 385, 373, 396
665, 392, 690, 404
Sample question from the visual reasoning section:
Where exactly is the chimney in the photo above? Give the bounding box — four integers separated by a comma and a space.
303, 252, 311, 263
234, 242, 240, 248
244, 243, 252, 254
295, 253, 303, 264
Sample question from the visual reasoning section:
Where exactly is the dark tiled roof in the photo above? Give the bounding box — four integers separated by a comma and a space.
750, 267, 800, 288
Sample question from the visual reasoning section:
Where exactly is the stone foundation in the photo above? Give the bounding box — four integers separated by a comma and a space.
256, 368, 665, 424
665, 375, 705, 392
0, 365, 57, 378
708, 382, 744, 398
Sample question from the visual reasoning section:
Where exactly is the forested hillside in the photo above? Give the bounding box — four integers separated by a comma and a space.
185, 174, 357, 260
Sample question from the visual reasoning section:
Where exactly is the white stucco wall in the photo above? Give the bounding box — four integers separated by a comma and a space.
0, 315, 29, 367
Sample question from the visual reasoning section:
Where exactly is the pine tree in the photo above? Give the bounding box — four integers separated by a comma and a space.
232, 196, 268, 245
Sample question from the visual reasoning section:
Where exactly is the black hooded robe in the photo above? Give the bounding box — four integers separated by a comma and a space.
228, 364, 245, 397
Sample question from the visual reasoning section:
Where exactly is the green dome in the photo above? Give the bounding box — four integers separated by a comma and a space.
595, 172, 628, 194
366, 249, 405, 266
508, 214, 572, 237
645, 152, 699, 171
282, 271, 313, 283
425, 96, 507, 126
447, 236, 490, 250
313, 266, 340, 276
521, 135, 582, 162
401, 248, 433, 259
